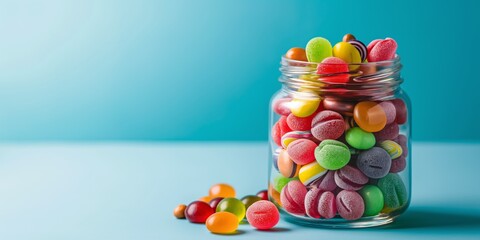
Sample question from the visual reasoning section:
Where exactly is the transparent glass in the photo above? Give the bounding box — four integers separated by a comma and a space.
268, 56, 411, 228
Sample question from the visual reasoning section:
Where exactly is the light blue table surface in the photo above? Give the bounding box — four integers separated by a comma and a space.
0, 142, 479, 239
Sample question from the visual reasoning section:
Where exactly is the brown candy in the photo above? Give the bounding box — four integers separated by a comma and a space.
174, 204, 187, 219
342, 33, 356, 42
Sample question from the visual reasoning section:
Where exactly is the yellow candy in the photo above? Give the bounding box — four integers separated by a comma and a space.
289, 89, 320, 117
299, 161, 327, 185
333, 42, 361, 70
380, 140, 403, 159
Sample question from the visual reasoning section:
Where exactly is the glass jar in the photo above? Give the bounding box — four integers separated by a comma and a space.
268, 56, 411, 228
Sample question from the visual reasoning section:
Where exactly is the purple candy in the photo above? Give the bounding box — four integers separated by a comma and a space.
334, 165, 368, 191
374, 123, 399, 141
390, 156, 406, 173
348, 40, 367, 62
309, 171, 337, 191
379, 101, 397, 124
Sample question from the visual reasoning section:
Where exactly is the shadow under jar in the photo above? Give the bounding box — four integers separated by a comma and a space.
268, 56, 411, 228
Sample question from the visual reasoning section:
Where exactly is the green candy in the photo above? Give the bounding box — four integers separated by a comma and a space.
306, 37, 333, 63
359, 185, 384, 216
345, 127, 376, 150
240, 195, 262, 211
378, 173, 408, 211
216, 198, 246, 222
273, 175, 297, 193
314, 139, 351, 170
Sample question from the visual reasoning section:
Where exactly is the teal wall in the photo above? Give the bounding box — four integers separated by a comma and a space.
0, 0, 478, 141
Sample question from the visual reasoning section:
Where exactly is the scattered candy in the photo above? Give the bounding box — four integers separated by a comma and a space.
246, 200, 280, 230
209, 197, 224, 210
185, 201, 214, 223
216, 198, 246, 222
206, 212, 239, 234
256, 190, 269, 201
173, 204, 187, 219
241, 195, 262, 211
209, 183, 236, 198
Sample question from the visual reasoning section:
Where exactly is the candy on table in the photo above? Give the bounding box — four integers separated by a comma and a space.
173, 204, 187, 219
380, 140, 403, 159
336, 190, 365, 220
390, 156, 406, 173
273, 97, 292, 116
378, 173, 408, 212
286, 139, 317, 165
278, 149, 300, 178
241, 195, 262, 211
323, 98, 355, 116
209, 197, 224, 210
356, 147, 392, 179
316, 57, 350, 83
281, 131, 314, 148
216, 198, 246, 222
206, 212, 239, 234
256, 189, 269, 201
334, 165, 368, 191
374, 123, 399, 141
271, 116, 292, 146
298, 161, 327, 186
354, 101, 387, 132
286, 113, 315, 131
345, 127, 376, 150
305, 188, 337, 219
280, 180, 307, 215
285, 47, 308, 61
311, 110, 345, 141
358, 185, 384, 216
332, 42, 362, 67
379, 101, 397, 124
367, 38, 398, 62
308, 170, 337, 191
306, 37, 333, 63
314, 139, 351, 170
185, 201, 215, 223
246, 200, 280, 230
209, 183, 236, 198
391, 99, 407, 124
198, 196, 212, 203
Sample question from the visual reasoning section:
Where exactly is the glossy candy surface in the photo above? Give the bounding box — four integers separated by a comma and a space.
278, 149, 300, 178
345, 127, 376, 150
358, 185, 384, 216
173, 204, 187, 219
256, 190, 268, 201
185, 201, 214, 223
209, 183, 236, 198
241, 195, 262, 211
298, 161, 327, 186
354, 101, 387, 132
216, 198, 246, 222
206, 212, 239, 234
285, 47, 308, 61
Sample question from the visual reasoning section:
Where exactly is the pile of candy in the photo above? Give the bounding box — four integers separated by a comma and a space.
174, 183, 280, 234
270, 34, 408, 221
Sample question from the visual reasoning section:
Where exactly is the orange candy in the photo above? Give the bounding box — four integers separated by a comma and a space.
173, 204, 187, 219
205, 212, 239, 234
198, 196, 212, 203
285, 47, 308, 61
209, 183, 236, 198
268, 184, 282, 207
353, 101, 387, 132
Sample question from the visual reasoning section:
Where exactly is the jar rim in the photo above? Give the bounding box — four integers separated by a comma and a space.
281, 55, 401, 67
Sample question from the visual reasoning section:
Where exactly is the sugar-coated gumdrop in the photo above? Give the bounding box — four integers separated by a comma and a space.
246, 200, 280, 230
306, 37, 333, 63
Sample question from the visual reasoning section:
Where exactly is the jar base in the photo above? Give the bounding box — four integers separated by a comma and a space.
281, 209, 398, 228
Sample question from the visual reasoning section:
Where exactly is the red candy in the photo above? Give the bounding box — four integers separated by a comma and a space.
256, 190, 268, 201
271, 116, 292, 146
273, 98, 292, 116
317, 57, 350, 83
287, 113, 314, 131
280, 180, 307, 215
286, 139, 317, 165
311, 110, 345, 141
246, 200, 280, 230
208, 197, 224, 210
374, 123, 399, 141
185, 201, 215, 223
391, 99, 407, 124
367, 38, 397, 62
390, 156, 406, 173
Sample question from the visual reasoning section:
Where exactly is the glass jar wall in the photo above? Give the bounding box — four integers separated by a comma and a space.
268, 56, 411, 228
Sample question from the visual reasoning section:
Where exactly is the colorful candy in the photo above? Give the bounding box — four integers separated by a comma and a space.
271, 116, 292, 146
173, 204, 187, 219
285, 47, 308, 61
209, 197, 224, 210
216, 198, 246, 222
277, 149, 300, 178
316, 57, 350, 83
206, 212, 239, 234
348, 40, 367, 62
336, 190, 365, 220
298, 161, 327, 186
380, 140, 403, 159
345, 127, 376, 150
305, 188, 337, 219
273, 174, 295, 193
241, 195, 262, 211
306, 37, 333, 63
354, 101, 387, 132
209, 183, 236, 198
280, 180, 307, 215
374, 123, 399, 141
358, 185, 384, 216
289, 94, 321, 118
256, 189, 269, 201
334, 165, 368, 191
185, 201, 215, 223
378, 173, 408, 212
379, 101, 397, 124
287, 113, 314, 131
281, 131, 314, 148
390, 156, 406, 173
246, 200, 280, 230
333, 42, 361, 65
273, 97, 292, 116
342, 33, 356, 42
311, 110, 345, 141
391, 99, 407, 124
367, 38, 398, 62
287, 139, 317, 165
309, 170, 337, 191
356, 147, 392, 179
314, 139, 351, 170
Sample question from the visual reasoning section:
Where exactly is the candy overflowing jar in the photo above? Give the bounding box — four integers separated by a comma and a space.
268, 53, 411, 228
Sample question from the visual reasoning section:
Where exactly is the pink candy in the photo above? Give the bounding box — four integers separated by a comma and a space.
305, 188, 336, 219
246, 200, 280, 230
286, 139, 317, 165
336, 190, 365, 220
273, 98, 292, 116
287, 113, 314, 131
317, 57, 350, 83
311, 110, 345, 141
280, 180, 307, 215
367, 38, 397, 62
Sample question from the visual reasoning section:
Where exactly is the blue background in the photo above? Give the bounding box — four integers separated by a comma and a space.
0, 0, 478, 142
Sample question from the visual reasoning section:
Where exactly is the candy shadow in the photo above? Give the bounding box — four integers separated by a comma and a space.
255, 227, 291, 233
211, 230, 246, 236
384, 207, 480, 231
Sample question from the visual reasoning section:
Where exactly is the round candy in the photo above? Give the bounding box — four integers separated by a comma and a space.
185, 201, 215, 223
316, 57, 350, 83
379, 101, 397, 124
273, 174, 295, 193
273, 97, 292, 116
285, 47, 308, 61
334, 165, 368, 191
348, 40, 367, 62
206, 212, 239, 234
306, 37, 333, 63
342, 33, 356, 42
289, 96, 321, 118
309, 170, 337, 191
356, 147, 392, 179
332, 42, 362, 68
199, 195, 212, 203
358, 185, 384, 216
209, 183, 236, 198
268, 184, 282, 206
374, 123, 399, 141
354, 101, 387, 132
281, 131, 314, 148
280, 180, 307, 215
395, 134, 408, 157
287, 113, 314, 131
216, 198, 246, 222
298, 161, 327, 186
271, 116, 292, 146
287, 139, 317, 165
257, 190, 268, 200
336, 190, 365, 220
323, 98, 355, 116
345, 127, 376, 150
314, 139, 351, 170
391, 99, 407, 124
380, 140, 403, 159
278, 149, 300, 178
304, 188, 336, 219
173, 204, 187, 219
209, 197, 224, 210
311, 110, 345, 141
390, 156, 406, 173
241, 195, 262, 211
367, 38, 397, 62
367, 39, 382, 53
378, 173, 408, 212
246, 200, 280, 230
